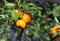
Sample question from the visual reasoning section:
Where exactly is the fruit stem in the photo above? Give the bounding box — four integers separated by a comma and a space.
17, 29, 24, 41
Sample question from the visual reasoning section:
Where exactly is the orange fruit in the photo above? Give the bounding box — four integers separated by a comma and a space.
20, 12, 31, 24
16, 20, 26, 29
51, 26, 58, 30
14, 8, 19, 13
22, 13, 31, 24
50, 26, 59, 35
50, 30, 57, 35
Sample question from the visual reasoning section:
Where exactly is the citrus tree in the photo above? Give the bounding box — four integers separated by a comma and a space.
0, 0, 60, 41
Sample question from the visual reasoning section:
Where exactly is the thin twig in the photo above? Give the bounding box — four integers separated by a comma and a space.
17, 29, 24, 41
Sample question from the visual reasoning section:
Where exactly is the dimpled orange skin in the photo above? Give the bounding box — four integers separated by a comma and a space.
20, 12, 31, 24
16, 20, 26, 29
50, 26, 58, 35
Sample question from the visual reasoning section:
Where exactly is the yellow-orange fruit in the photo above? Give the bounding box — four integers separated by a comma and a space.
16, 20, 26, 29
14, 8, 19, 13
50, 26, 59, 35
50, 30, 57, 35
20, 12, 31, 24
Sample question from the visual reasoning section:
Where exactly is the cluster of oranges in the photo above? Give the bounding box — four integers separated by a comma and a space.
50, 26, 60, 35
14, 8, 31, 29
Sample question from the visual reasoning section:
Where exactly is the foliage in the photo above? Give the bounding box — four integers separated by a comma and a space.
0, 0, 60, 41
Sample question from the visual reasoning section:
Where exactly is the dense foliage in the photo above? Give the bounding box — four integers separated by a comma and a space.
0, 0, 60, 41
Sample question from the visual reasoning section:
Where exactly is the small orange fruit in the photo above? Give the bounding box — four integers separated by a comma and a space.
14, 8, 19, 13
50, 26, 59, 35
51, 26, 58, 30
22, 13, 31, 24
16, 20, 26, 29
20, 12, 31, 24
50, 30, 57, 35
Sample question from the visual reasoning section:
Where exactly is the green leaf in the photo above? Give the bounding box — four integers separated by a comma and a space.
11, 10, 20, 21
4, 3, 16, 9
53, 5, 60, 16
1, 39, 5, 41
38, 10, 41, 16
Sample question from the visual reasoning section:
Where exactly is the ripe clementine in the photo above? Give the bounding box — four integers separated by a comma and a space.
20, 12, 31, 24
50, 26, 59, 35
16, 20, 26, 29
